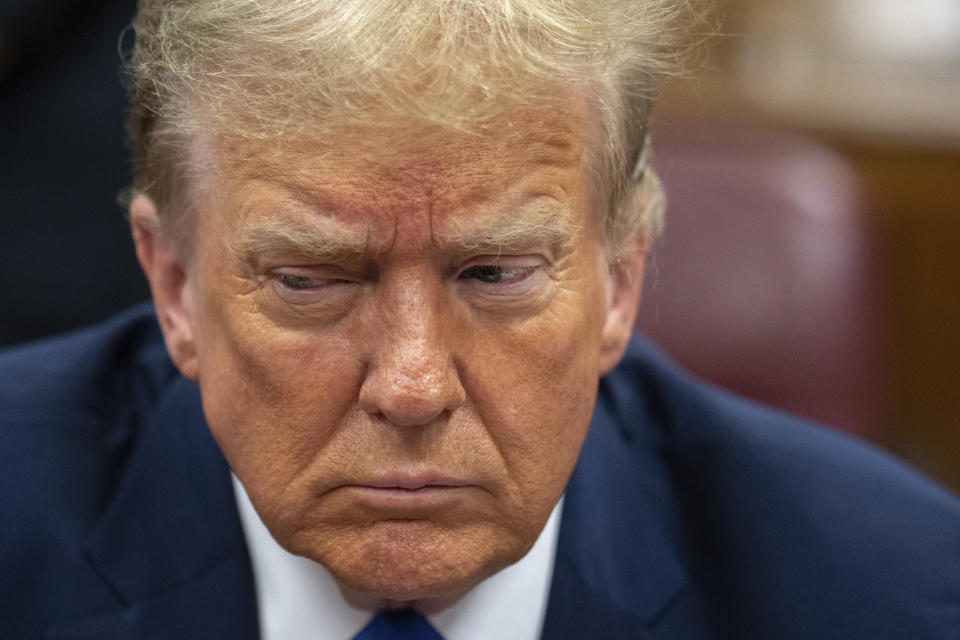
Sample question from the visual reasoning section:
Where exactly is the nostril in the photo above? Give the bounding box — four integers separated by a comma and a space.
367, 407, 454, 426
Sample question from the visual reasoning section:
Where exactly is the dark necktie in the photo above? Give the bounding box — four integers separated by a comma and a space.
352, 610, 445, 640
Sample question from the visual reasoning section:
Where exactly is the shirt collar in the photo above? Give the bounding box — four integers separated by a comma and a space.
232, 475, 562, 640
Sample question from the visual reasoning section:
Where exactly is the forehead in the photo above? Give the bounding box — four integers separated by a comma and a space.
203, 104, 593, 232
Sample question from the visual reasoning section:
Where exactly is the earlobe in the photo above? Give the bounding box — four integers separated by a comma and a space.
130, 195, 200, 380
597, 233, 648, 375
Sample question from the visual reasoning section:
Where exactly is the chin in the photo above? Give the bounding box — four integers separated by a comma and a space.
293, 519, 524, 608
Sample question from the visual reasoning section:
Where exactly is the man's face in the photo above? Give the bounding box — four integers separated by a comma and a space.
142, 105, 641, 608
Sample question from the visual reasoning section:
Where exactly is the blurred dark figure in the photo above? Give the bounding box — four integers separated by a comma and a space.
0, 0, 146, 347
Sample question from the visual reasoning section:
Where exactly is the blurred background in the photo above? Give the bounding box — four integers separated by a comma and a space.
644, 0, 960, 493
0, 0, 146, 343
1, 0, 958, 492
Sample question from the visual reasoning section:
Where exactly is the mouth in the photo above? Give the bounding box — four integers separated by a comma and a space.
358, 476, 472, 491
338, 475, 479, 512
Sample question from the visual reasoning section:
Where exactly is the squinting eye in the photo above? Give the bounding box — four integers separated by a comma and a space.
267, 269, 359, 320
277, 273, 319, 290
270, 270, 358, 306
459, 264, 537, 284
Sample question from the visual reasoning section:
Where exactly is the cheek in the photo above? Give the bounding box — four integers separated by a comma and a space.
459, 271, 607, 503
193, 290, 364, 501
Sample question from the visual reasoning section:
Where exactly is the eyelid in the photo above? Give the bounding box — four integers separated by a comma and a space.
269, 265, 363, 301
454, 254, 549, 283
271, 263, 366, 281
276, 272, 324, 291
459, 253, 547, 269
456, 255, 548, 295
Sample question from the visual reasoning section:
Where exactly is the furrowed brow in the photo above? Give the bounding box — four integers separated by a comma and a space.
227, 216, 369, 265
438, 199, 583, 254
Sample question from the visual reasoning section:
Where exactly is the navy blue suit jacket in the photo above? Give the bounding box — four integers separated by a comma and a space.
3, 305, 959, 638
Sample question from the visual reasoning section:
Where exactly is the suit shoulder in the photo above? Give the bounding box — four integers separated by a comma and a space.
0, 305, 178, 565
608, 335, 958, 514
0, 308, 231, 636
0, 303, 174, 420
600, 335, 960, 636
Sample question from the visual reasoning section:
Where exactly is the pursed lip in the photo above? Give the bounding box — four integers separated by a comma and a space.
350, 475, 473, 491
334, 474, 480, 513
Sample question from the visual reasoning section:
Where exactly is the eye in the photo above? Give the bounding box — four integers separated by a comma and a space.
454, 256, 551, 311
269, 268, 361, 310
276, 272, 324, 291
458, 264, 537, 285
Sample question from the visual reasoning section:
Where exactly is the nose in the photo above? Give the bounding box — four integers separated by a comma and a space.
358, 282, 466, 427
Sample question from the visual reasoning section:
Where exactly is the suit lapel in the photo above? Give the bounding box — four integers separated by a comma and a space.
49, 376, 258, 639
541, 376, 695, 639
45, 555, 258, 640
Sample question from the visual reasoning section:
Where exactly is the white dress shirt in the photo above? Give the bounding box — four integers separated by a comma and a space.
232, 476, 562, 640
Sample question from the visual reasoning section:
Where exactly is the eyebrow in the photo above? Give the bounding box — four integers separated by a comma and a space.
227, 214, 370, 265
436, 198, 582, 254
228, 197, 582, 265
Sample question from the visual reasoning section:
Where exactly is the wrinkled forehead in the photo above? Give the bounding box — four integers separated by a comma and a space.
197, 100, 598, 237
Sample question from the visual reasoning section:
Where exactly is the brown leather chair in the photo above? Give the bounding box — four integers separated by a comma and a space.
636, 122, 886, 440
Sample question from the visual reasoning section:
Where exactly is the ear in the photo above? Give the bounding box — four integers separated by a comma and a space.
130, 194, 200, 380
597, 230, 648, 375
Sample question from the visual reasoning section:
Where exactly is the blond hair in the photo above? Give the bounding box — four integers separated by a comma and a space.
126, 0, 699, 250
